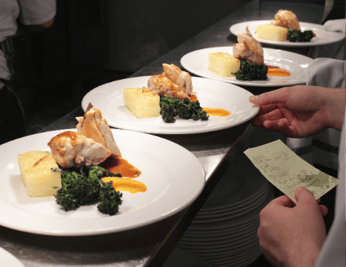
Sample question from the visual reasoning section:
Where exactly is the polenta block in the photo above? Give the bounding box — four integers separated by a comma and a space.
208, 52, 240, 77
256, 24, 288, 41
123, 87, 160, 118
18, 151, 61, 197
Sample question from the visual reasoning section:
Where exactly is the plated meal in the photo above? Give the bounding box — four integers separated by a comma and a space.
82, 75, 259, 134
123, 63, 217, 123
18, 106, 146, 215
230, 14, 345, 47
208, 26, 290, 82
256, 10, 315, 43
181, 46, 313, 87
0, 124, 205, 235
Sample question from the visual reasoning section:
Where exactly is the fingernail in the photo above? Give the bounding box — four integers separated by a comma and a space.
249, 95, 258, 103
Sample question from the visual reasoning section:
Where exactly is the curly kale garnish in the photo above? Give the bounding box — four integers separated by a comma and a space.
287, 30, 314, 42
159, 97, 209, 123
97, 182, 123, 215
52, 165, 122, 215
232, 60, 268, 81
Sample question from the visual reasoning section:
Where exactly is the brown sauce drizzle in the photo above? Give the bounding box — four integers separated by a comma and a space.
99, 154, 141, 178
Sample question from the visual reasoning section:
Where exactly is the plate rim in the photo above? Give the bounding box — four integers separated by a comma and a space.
0, 129, 206, 236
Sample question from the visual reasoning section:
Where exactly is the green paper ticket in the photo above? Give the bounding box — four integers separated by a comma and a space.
244, 140, 338, 203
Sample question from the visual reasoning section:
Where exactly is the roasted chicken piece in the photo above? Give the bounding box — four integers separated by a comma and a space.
76, 105, 121, 157
148, 63, 193, 99
233, 26, 264, 65
271, 10, 300, 31
48, 131, 112, 168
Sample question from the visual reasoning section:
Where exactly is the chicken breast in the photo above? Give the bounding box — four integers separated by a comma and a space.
271, 10, 300, 31
76, 106, 121, 157
233, 26, 264, 65
48, 131, 112, 168
148, 74, 189, 99
147, 63, 193, 99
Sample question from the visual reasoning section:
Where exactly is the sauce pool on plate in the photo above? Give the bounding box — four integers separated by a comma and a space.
100, 154, 141, 178
99, 155, 146, 194
266, 65, 291, 77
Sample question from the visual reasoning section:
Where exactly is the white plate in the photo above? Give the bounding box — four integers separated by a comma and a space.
81, 76, 259, 134
0, 129, 205, 236
230, 20, 345, 47
188, 187, 273, 231
0, 247, 25, 267
197, 153, 269, 213
181, 47, 313, 87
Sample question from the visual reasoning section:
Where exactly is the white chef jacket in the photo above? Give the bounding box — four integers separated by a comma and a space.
0, 0, 56, 88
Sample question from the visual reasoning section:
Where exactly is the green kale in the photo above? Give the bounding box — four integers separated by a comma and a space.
159, 97, 209, 123
232, 60, 268, 81
287, 30, 314, 42
97, 182, 123, 215
52, 165, 122, 215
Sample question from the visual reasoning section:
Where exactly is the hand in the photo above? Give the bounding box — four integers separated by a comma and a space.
249, 86, 345, 138
257, 187, 328, 267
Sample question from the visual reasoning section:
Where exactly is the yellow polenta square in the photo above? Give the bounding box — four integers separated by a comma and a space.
208, 52, 240, 77
123, 88, 160, 118
256, 24, 288, 41
18, 151, 61, 197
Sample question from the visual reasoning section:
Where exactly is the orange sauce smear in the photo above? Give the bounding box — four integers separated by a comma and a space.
202, 108, 231, 117
266, 65, 291, 77
99, 155, 141, 178
101, 177, 147, 194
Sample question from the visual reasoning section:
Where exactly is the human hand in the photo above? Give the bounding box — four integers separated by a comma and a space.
249, 86, 345, 138
257, 187, 328, 267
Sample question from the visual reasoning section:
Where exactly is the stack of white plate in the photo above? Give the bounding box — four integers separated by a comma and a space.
177, 153, 274, 267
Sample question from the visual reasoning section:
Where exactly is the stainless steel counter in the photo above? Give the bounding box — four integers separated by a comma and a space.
0, 1, 324, 267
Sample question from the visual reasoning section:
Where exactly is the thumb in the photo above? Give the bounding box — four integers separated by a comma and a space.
294, 186, 319, 208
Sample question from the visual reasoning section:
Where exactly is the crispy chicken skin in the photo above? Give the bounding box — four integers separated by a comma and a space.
271, 10, 300, 31
48, 131, 112, 168
76, 106, 121, 157
148, 63, 193, 99
233, 26, 264, 65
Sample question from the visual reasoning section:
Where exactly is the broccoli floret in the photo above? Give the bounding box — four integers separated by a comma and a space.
52, 166, 122, 214
159, 97, 209, 123
287, 30, 314, 42
232, 60, 268, 81
97, 182, 123, 215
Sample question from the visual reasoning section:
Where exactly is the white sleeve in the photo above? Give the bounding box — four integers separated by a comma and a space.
17, 0, 56, 26
315, 114, 345, 267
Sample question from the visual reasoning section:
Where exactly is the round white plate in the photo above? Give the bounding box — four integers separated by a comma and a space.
188, 187, 273, 231
0, 129, 205, 236
0, 247, 25, 267
230, 20, 345, 47
184, 217, 259, 237
181, 47, 313, 87
184, 218, 259, 237
194, 184, 269, 221
181, 223, 258, 243
81, 76, 259, 134
179, 226, 258, 246
196, 153, 269, 213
